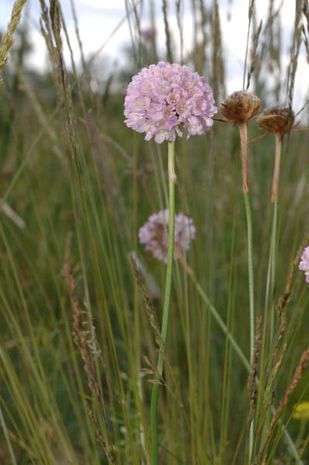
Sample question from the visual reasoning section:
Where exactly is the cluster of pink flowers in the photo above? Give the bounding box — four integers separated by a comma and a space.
124, 62, 216, 143
299, 246, 309, 285
139, 210, 196, 263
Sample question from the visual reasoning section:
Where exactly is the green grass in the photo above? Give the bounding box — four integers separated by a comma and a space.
0, 1, 309, 464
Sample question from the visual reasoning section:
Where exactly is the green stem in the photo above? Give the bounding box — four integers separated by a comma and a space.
243, 190, 255, 463
264, 200, 278, 341
243, 191, 255, 366
150, 142, 176, 465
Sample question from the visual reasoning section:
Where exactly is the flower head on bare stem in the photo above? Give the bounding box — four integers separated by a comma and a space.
139, 210, 196, 263
299, 246, 309, 285
256, 107, 294, 136
124, 62, 216, 143
220, 91, 260, 125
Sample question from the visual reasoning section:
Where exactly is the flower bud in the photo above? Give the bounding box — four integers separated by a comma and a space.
220, 91, 260, 124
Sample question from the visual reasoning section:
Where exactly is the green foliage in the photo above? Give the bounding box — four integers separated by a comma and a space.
0, 1, 308, 465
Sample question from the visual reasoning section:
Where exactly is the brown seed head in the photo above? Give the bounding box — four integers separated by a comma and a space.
256, 107, 294, 135
220, 91, 261, 124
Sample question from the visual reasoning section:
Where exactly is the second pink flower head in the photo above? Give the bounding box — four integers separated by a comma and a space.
139, 210, 196, 263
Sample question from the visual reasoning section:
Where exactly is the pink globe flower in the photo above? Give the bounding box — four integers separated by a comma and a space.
299, 246, 309, 285
139, 210, 196, 263
124, 62, 216, 143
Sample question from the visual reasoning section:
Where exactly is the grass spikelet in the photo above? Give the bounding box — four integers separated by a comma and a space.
0, 0, 28, 76
63, 260, 115, 465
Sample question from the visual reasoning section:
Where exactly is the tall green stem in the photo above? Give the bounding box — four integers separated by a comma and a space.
264, 200, 278, 342
239, 122, 255, 463
265, 133, 282, 343
150, 142, 176, 465
243, 191, 255, 366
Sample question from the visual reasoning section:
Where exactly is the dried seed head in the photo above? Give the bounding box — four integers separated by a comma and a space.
257, 107, 294, 135
220, 91, 260, 124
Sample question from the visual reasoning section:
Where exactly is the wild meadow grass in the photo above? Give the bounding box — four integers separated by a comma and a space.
0, 1, 308, 464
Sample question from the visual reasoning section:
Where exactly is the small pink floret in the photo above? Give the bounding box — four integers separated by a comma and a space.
139, 209, 196, 263
299, 246, 309, 285
124, 62, 216, 143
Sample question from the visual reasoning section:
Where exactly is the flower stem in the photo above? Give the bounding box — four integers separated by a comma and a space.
271, 134, 282, 203
264, 133, 282, 364
243, 189, 255, 462
243, 191, 255, 365
150, 141, 176, 465
239, 122, 255, 462
239, 123, 249, 193
264, 200, 278, 341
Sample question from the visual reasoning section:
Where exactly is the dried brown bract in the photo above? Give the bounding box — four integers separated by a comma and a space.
257, 107, 295, 135
220, 91, 261, 124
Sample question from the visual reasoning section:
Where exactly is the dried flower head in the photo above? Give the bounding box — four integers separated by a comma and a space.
299, 246, 309, 285
124, 62, 216, 143
220, 91, 260, 124
256, 107, 294, 135
139, 210, 196, 263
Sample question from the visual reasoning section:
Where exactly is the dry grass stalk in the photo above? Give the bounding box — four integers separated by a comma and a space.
246, 19, 263, 91
63, 261, 115, 464
287, 0, 303, 109
0, 0, 28, 76
303, 1, 309, 63
212, 0, 225, 101
248, 315, 263, 426
129, 253, 161, 347
271, 236, 309, 376
242, 0, 255, 89
175, 0, 184, 63
260, 348, 309, 463
276, 235, 309, 316
162, 0, 173, 62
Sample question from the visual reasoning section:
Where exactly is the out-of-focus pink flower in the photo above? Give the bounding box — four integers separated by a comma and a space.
124, 62, 216, 143
138, 210, 196, 263
141, 28, 156, 42
299, 246, 309, 285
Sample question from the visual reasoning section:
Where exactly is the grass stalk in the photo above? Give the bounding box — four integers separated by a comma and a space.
150, 141, 176, 465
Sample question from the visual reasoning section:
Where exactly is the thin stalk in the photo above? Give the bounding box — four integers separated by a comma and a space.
150, 142, 176, 465
265, 133, 282, 345
0, 406, 17, 465
243, 191, 255, 366
243, 189, 255, 463
271, 134, 282, 202
264, 200, 278, 342
239, 122, 255, 463
239, 122, 249, 193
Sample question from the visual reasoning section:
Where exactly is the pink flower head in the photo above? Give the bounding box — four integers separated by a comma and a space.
138, 209, 196, 263
299, 246, 309, 285
124, 62, 216, 143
